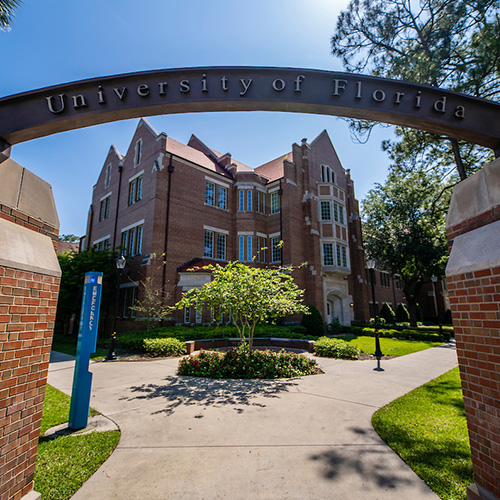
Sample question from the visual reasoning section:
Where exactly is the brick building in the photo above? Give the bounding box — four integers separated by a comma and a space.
84, 119, 406, 325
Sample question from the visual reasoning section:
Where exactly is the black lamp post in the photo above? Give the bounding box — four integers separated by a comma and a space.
105, 255, 126, 361
367, 256, 384, 371
431, 274, 443, 338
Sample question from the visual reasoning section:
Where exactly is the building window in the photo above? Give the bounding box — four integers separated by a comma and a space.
333, 203, 344, 224
218, 186, 227, 209
238, 190, 245, 211
271, 237, 281, 263
94, 238, 110, 251
184, 305, 190, 324
394, 276, 403, 290
380, 271, 390, 288
321, 165, 335, 184
99, 195, 111, 221
323, 243, 334, 266
336, 244, 348, 267
247, 190, 253, 211
257, 191, 265, 214
121, 224, 144, 256
256, 236, 266, 263
270, 191, 280, 214
206, 182, 215, 206
247, 236, 252, 262
128, 175, 143, 205
134, 139, 142, 166
204, 230, 214, 258
196, 304, 202, 324
217, 233, 226, 260
239, 235, 245, 261
320, 201, 331, 221
104, 164, 112, 188
119, 286, 138, 318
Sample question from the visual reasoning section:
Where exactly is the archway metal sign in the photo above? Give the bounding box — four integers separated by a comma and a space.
1, 66, 500, 161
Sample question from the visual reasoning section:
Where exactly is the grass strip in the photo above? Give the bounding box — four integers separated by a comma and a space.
372, 367, 472, 500
339, 335, 444, 357
34, 385, 120, 500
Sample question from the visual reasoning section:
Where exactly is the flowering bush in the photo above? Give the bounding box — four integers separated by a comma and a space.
313, 336, 360, 359
177, 344, 320, 379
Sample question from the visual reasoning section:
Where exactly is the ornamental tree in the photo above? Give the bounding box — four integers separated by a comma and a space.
175, 261, 308, 349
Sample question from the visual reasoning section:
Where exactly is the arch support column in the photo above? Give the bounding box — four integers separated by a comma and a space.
446, 158, 500, 500
0, 158, 60, 500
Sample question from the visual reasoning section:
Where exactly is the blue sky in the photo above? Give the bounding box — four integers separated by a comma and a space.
0, 0, 395, 236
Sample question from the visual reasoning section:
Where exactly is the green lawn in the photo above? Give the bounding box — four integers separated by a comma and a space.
34, 385, 120, 500
372, 367, 472, 500
339, 334, 444, 357
51, 333, 108, 359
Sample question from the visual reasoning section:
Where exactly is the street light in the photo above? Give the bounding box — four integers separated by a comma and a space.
104, 255, 126, 361
367, 256, 384, 371
431, 274, 443, 338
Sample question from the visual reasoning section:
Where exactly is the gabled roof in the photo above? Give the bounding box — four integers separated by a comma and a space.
254, 153, 290, 182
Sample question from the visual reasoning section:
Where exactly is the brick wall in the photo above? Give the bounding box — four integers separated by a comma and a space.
0, 198, 60, 500
0, 267, 59, 500
446, 160, 500, 500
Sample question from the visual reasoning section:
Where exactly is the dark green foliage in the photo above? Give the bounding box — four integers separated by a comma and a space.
444, 309, 453, 325
396, 303, 410, 323
300, 305, 325, 335
177, 344, 320, 379
142, 337, 186, 357
56, 248, 120, 336
327, 317, 344, 334
379, 303, 396, 324
313, 336, 360, 359
359, 327, 444, 343
416, 304, 424, 322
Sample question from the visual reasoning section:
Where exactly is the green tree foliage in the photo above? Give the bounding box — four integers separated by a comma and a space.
379, 303, 396, 324
331, 0, 499, 179
396, 303, 410, 323
175, 262, 308, 349
58, 234, 80, 242
0, 0, 22, 29
300, 305, 326, 335
56, 249, 120, 335
362, 170, 449, 326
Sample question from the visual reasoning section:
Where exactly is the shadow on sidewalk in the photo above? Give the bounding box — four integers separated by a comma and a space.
121, 376, 299, 416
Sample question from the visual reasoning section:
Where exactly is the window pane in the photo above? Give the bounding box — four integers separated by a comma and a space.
271, 192, 280, 214
204, 231, 214, 258
105, 197, 111, 218
239, 190, 245, 211
239, 236, 245, 261
136, 176, 143, 201
217, 233, 226, 260
136, 225, 143, 255
323, 243, 334, 265
206, 182, 215, 205
333, 203, 339, 222
129, 180, 136, 205
218, 187, 227, 209
271, 237, 281, 262
247, 236, 252, 262
247, 190, 252, 212
320, 201, 331, 221
121, 232, 128, 253
129, 228, 136, 256
339, 205, 344, 224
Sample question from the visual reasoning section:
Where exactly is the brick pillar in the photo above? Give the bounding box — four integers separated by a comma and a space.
446, 158, 500, 500
0, 158, 60, 500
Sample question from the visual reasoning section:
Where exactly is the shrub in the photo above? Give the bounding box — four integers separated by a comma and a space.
444, 309, 453, 325
328, 317, 343, 334
313, 336, 360, 359
416, 304, 424, 322
300, 305, 325, 335
142, 337, 186, 357
177, 344, 320, 379
396, 303, 410, 323
379, 303, 396, 324
369, 316, 386, 327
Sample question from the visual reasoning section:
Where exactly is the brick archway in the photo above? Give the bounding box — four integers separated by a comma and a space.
1, 67, 499, 500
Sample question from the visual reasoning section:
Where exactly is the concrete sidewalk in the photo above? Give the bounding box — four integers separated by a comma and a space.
47, 344, 458, 500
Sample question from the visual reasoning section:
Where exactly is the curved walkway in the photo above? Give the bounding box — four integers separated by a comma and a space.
47, 344, 457, 500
